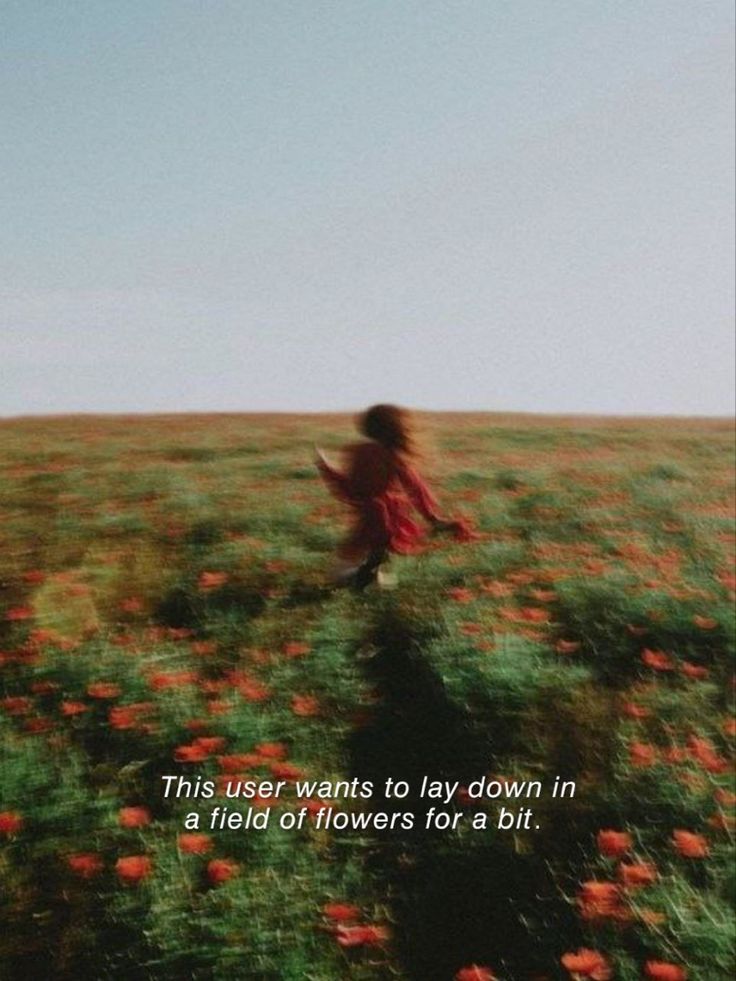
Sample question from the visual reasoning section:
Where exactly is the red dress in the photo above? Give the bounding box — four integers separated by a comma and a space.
317, 441, 446, 561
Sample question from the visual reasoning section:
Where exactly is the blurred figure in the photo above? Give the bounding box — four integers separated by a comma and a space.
315, 404, 475, 589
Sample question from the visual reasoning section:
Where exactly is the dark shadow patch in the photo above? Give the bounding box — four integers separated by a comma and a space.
348, 600, 577, 980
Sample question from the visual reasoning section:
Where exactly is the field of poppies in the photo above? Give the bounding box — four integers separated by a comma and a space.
0, 412, 734, 981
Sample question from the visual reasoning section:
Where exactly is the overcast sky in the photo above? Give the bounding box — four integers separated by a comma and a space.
2, 1, 734, 416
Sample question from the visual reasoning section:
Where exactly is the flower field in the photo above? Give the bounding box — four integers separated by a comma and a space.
0, 412, 734, 980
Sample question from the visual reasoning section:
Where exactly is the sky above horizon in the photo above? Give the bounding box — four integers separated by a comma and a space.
2, 1, 734, 416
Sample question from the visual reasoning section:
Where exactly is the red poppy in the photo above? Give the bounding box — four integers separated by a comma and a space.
148, 671, 197, 690
455, 967, 496, 981
238, 678, 271, 702
459, 624, 487, 643
560, 948, 611, 979
284, 641, 311, 658
119, 806, 151, 829
618, 862, 657, 888
178, 833, 212, 854
622, 701, 650, 719
692, 615, 717, 630
644, 962, 687, 981
715, 788, 736, 807
455, 964, 496, 981
109, 702, 154, 730
578, 881, 626, 921
291, 694, 320, 717
174, 743, 209, 763
323, 902, 360, 922
120, 597, 143, 613
630, 741, 657, 767
61, 700, 89, 717
672, 830, 709, 858
299, 797, 335, 818
255, 741, 287, 760
1, 696, 33, 716
0, 811, 23, 835
556, 639, 581, 654
6, 606, 33, 621
597, 829, 632, 858
194, 736, 226, 754
191, 640, 217, 657
207, 858, 239, 885
87, 682, 121, 699
198, 571, 228, 591
68, 852, 103, 878
680, 661, 708, 680
270, 761, 304, 781
116, 855, 152, 883
335, 924, 390, 947
448, 587, 475, 603
218, 753, 263, 772
641, 649, 675, 671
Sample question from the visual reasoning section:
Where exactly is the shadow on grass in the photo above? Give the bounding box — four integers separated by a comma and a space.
348, 599, 577, 981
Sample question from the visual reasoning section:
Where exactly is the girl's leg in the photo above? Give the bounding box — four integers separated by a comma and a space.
353, 548, 387, 591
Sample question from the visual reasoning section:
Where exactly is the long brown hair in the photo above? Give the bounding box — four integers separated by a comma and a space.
358, 404, 416, 457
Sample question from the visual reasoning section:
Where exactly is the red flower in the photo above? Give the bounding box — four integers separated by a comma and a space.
715, 788, 736, 807
680, 661, 708, 680
116, 855, 152, 883
597, 829, 632, 858
629, 741, 657, 767
119, 806, 151, 828
323, 902, 360, 922
6, 606, 33, 621
255, 741, 287, 760
87, 682, 121, 699
644, 962, 687, 981
178, 833, 212, 855
618, 862, 657, 888
622, 701, 650, 719
291, 694, 320, 717
455, 966, 496, 981
68, 852, 103, 878
0, 811, 23, 835
108, 702, 154, 731
448, 587, 475, 603
284, 641, 311, 658
198, 571, 228, 591
560, 948, 611, 979
672, 830, 709, 858
217, 752, 263, 772
191, 640, 217, 657
174, 743, 209, 763
578, 881, 626, 921
335, 924, 389, 947
194, 736, 226, 754
207, 858, 239, 885
692, 615, 716, 630
61, 700, 89, 717
556, 639, 581, 654
269, 761, 304, 781
641, 649, 675, 671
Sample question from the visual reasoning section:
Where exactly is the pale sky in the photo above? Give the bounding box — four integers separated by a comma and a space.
2, 1, 734, 416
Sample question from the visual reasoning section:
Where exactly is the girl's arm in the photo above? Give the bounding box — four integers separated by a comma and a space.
315, 446, 352, 502
397, 463, 478, 541
396, 463, 444, 523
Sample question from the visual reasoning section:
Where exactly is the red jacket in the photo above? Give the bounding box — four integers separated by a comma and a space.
317, 441, 442, 559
